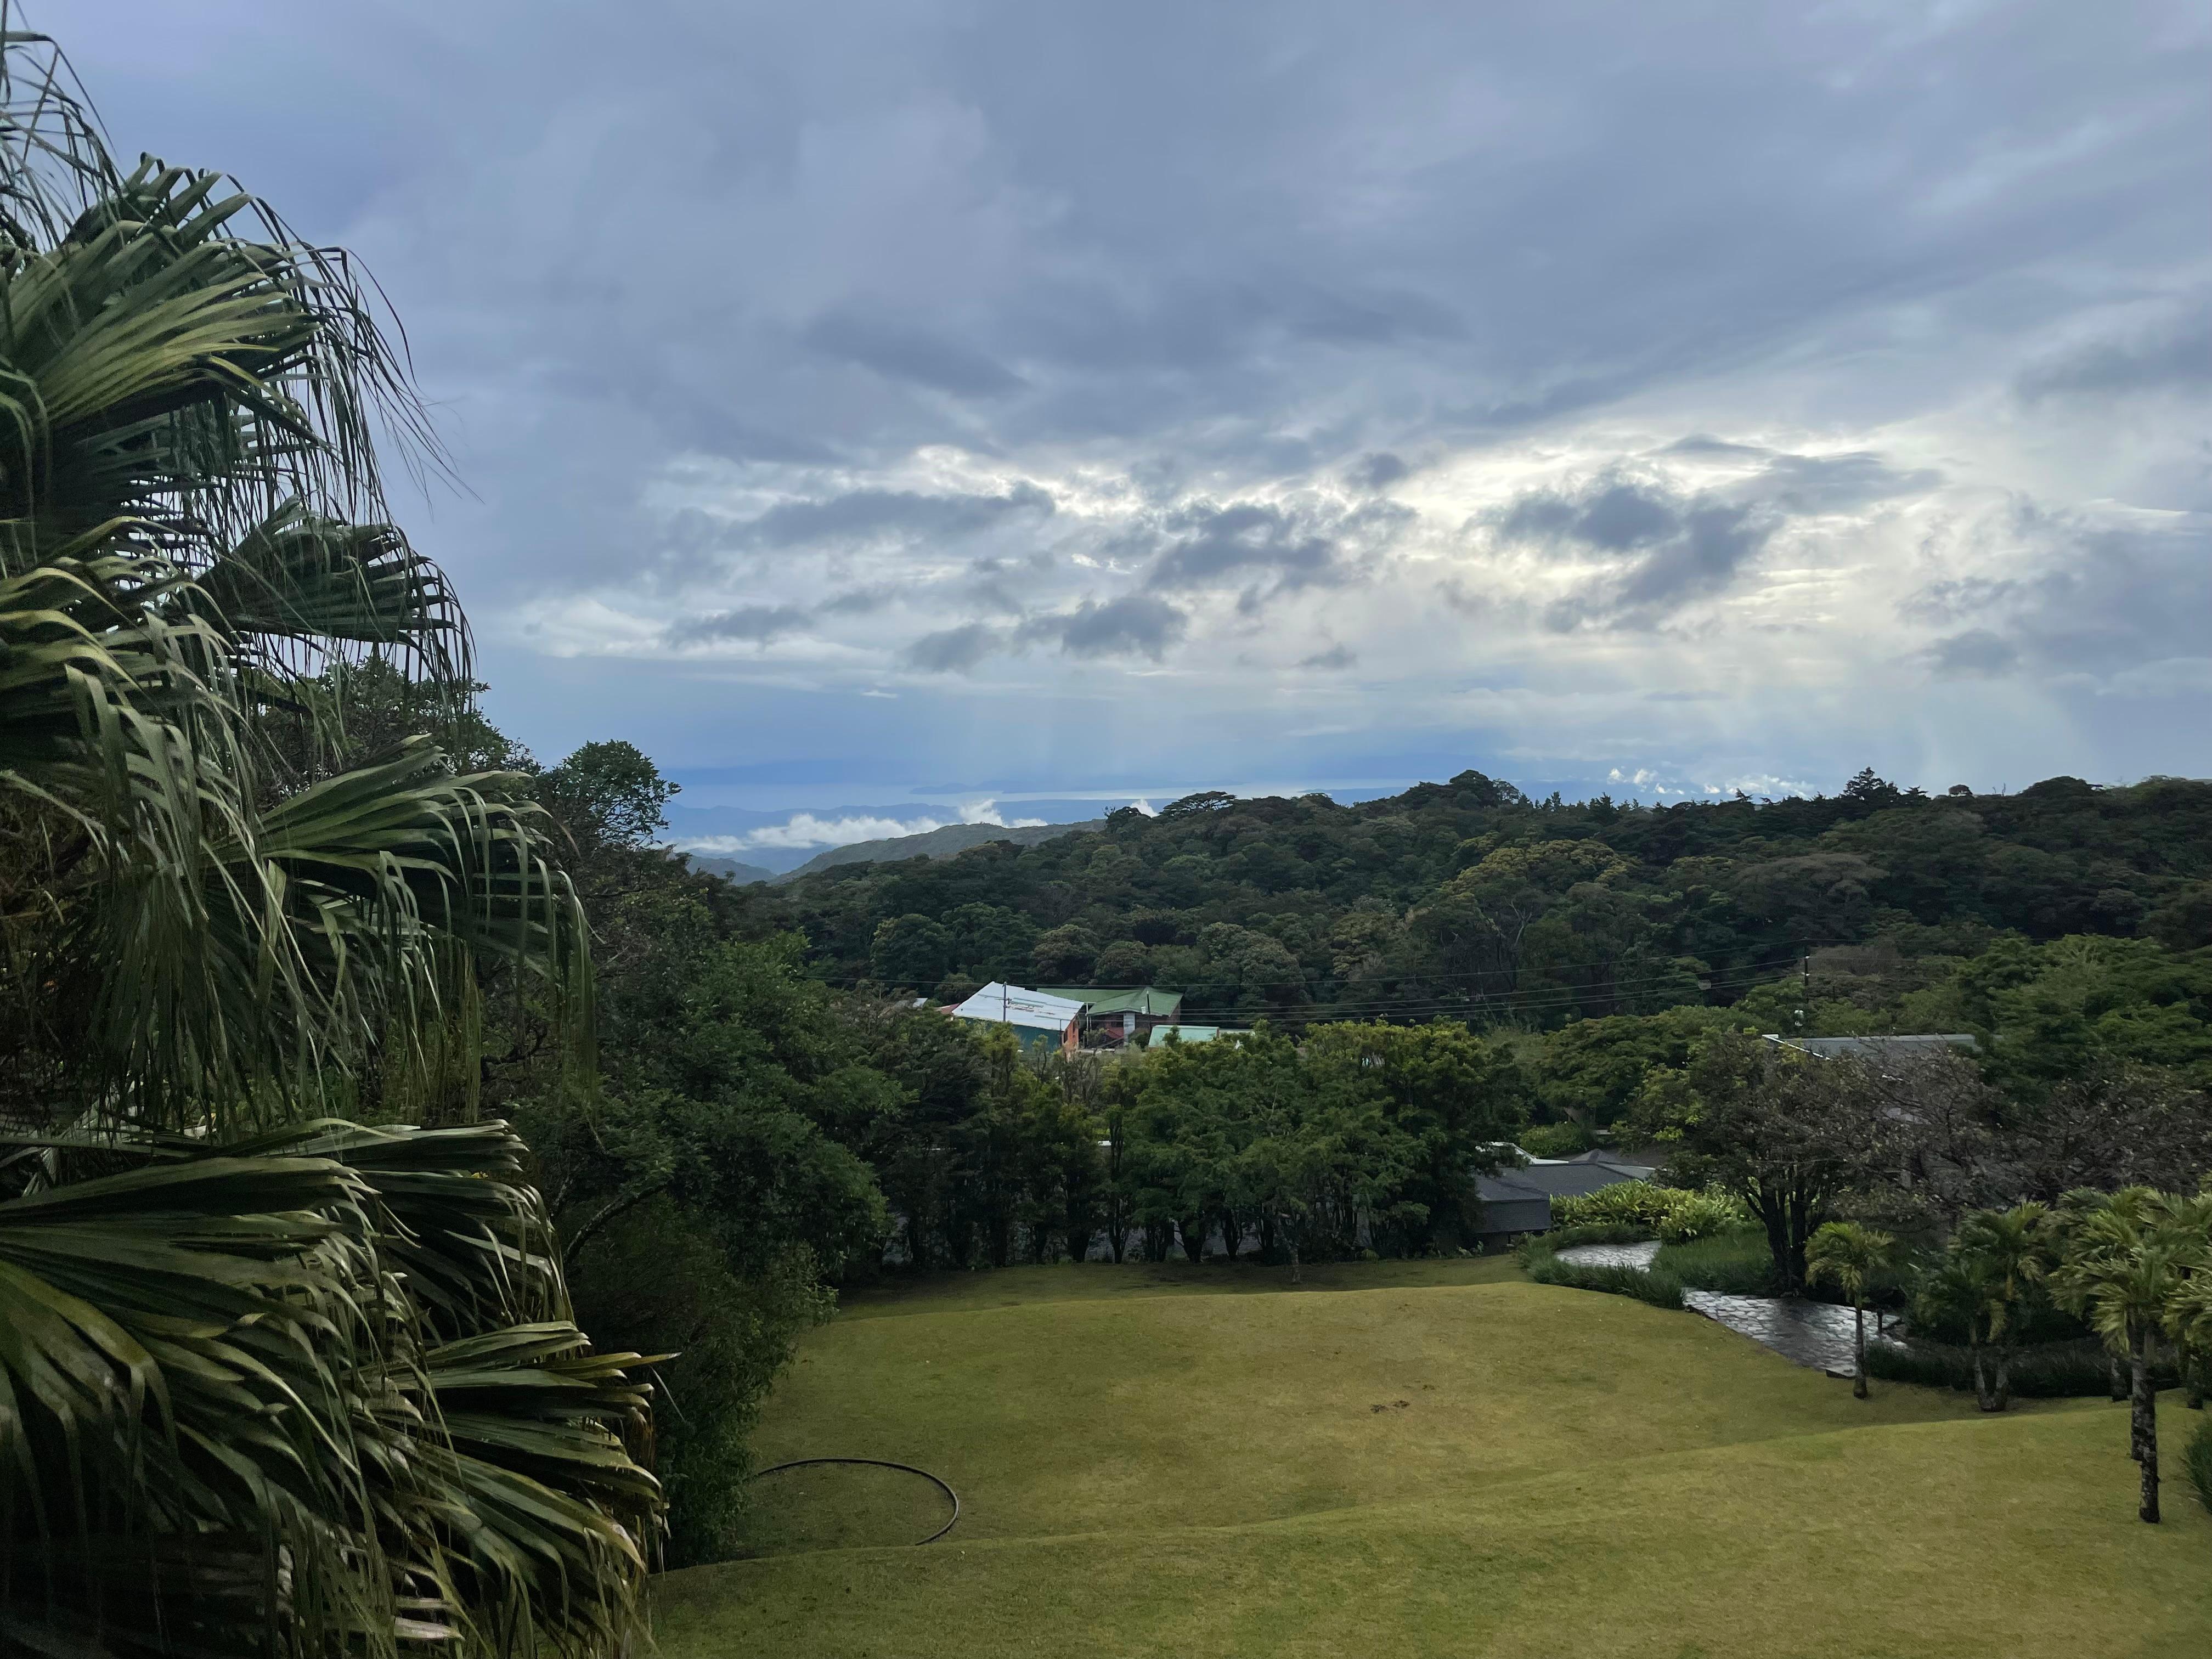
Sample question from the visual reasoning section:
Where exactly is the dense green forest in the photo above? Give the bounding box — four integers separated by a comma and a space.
737, 766, 2212, 1030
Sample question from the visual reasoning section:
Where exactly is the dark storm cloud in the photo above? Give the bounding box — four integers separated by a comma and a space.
2017, 302, 2212, 401
665, 604, 810, 645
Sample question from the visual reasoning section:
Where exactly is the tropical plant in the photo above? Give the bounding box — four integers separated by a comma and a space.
1654, 1189, 1752, 1244
1805, 1221, 1897, 1400
1549, 1182, 1695, 1233
2159, 1191, 2212, 1413
2185, 1416, 2212, 1521
1930, 1203, 2052, 1412
2050, 1187, 2207, 1523
0, 27, 654, 1655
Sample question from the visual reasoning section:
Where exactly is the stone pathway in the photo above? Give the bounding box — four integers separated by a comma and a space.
1554, 1239, 1897, 1375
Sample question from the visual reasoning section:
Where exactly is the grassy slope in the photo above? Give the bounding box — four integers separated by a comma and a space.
658, 1265, 2212, 1659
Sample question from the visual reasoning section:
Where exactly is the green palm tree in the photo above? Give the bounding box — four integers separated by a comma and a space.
1949, 1203, 2051, 1412
2051, 1187, 2204, 1525
2158, 1192, 2212, 1413
1805, 1221, 1897, 1399
0, 28, 654, 1655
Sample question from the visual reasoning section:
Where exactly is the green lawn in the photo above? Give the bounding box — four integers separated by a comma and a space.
657, 1262, 2212, 1658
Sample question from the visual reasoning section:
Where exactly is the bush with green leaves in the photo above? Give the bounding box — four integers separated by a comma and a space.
1549, 1182, 1692, 1231
1863, 1339, 2175, 1400
1656, 1190, 1753, 1243
1652, 1230, 1779, 1295
1521, 1242, 1685, 1309
2185, 1417, 2212, 1520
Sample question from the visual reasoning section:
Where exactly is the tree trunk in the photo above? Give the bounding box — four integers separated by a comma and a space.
1177, 1215, 1206, 1264
1971, 1341, 1994, 1413
1994, 1345, 2013, 1414
1852, 1301, 1868, 1400
2131, 1325, 2159, 1524
1216, 1207, 1239, 1263
1286, 1222, 1302, 1286
2109, 1350, 2129, 1406
1758, 1201, 1793, 1294
2184, 1341, 2204, 1410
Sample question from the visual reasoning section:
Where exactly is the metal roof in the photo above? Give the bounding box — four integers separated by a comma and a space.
949, 982, 1085, 1033
1141, 1024, 1250, 1048
1036, 986, 1186, 1019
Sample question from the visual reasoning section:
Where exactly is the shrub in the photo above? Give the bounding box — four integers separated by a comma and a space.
1551, 1183, 1695, 1230
1551, 1182, 1750, 1242
1521, 1242, 1685, 1309
1652, 1230, 1778, 1296
1860, 1339, 2176, 1399
1542, 1221, 1654, 1250
1519, 1120, 1594, 1158
1656, 1191, 1751, 1243
2186, 1418, 2212, 1521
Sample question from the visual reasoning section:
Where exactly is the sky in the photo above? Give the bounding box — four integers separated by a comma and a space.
50, 1, 2212, 855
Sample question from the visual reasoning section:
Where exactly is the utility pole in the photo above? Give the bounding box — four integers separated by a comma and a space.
1798, 950, 1811, 1031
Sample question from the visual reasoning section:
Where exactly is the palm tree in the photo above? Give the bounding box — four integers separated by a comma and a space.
0, 27, 655, 1655
2051, 1188, 2203, 1524
1949, 1203, 2051, 1412
2041, 1189, 2132, 1401
1806, 1221, 1897, 1399
2157, 1192, 2212, 1412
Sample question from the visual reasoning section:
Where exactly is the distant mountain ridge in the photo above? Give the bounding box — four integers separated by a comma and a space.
771, 819, 1104, 884
682, 854, 777, 886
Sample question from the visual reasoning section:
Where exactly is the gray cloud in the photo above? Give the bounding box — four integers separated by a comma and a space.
1746, 452, 1942, 514
743, 483, 1055, 551
2017, 304, 2212, 401
902, 594, 1190, 672
1039, 594, 1189, 659
1491, 475, 1777, 629
1299, 644, 1358, 670
1921, 628, 2021, 678
803, 309, 1029, 399
1352, 452, 1409, 491
74, 1, 2212, 793
667, 604, 810, 645
902, 622, 1004, 674
1147, 501, 1344, 596
1901, 508, 2212, 681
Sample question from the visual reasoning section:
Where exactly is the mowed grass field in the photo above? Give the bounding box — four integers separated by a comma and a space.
655, 1261, 2212, 1658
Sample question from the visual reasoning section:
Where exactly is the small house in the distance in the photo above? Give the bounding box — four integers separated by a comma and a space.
1473, 1149, 1658, 1249
945, 982, 1084, 1053
1036, 985, 1184, 1045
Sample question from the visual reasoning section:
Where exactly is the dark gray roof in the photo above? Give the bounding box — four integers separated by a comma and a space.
1505, 1161, 1650, 1199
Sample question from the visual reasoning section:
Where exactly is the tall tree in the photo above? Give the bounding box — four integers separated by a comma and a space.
2052, 1189, 2203, 1523
1631, 1033, 1892, 1291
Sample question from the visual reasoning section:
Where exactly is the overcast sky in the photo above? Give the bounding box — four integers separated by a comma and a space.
53, 1, 2212, 835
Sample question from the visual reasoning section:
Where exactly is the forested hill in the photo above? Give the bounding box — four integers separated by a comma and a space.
735, 769, 2212, 1030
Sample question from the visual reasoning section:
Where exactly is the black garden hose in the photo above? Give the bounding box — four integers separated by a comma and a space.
749, 1457, 961, 1545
